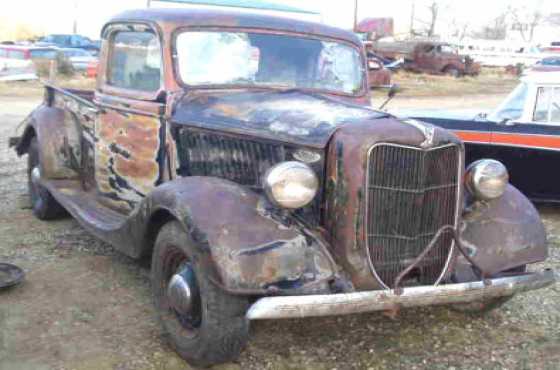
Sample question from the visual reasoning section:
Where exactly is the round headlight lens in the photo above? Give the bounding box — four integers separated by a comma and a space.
264, 161, 319, 209
465, 159, 509, 201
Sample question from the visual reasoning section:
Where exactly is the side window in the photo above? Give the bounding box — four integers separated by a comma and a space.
107, 30, 161, 92
8, 50, 26, 60
552, 88, 560, 123
534, 87, 552, 122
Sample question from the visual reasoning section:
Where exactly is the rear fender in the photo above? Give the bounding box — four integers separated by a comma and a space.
459, 184, 547, 275
144, 177, 337, 294
15, 105, 78, 180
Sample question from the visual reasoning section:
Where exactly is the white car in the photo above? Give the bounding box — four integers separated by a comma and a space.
60, 48, 98, 71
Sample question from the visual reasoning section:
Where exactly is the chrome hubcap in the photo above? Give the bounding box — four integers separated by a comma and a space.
167, 265, 196, 316
31, 166, 41, 185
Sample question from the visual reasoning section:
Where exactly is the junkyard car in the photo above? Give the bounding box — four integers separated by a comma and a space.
404, 71, 560, 203
9, 9, 555, 367
373, 40, 480, 77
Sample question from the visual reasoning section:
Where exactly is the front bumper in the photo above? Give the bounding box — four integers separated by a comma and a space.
246, 269, 555, 320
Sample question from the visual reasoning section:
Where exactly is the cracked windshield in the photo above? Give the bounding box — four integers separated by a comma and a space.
176, 31, 364, 94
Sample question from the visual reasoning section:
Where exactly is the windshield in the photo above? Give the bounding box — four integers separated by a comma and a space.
488, 82, 528, 122
175, 31, 364, 95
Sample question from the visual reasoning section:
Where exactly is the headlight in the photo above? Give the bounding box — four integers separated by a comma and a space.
264, 161, 319, 209
465, 159, 509, 201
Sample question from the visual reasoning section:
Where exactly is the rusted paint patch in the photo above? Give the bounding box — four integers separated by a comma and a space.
95, 111, 161, 209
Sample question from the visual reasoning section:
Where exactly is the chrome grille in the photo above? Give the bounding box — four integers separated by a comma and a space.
366, 143, 460, 288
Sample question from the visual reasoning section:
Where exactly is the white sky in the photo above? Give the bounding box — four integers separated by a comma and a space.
1, 0, 560, 39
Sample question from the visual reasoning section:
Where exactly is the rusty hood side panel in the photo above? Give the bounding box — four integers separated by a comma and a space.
171, 90, 387, 148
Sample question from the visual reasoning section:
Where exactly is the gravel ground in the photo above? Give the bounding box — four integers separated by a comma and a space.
0, 96, 558, 370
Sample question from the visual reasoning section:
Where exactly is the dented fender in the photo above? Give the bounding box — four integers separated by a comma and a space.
459, 184, 547, 275
144, 176, 337, 294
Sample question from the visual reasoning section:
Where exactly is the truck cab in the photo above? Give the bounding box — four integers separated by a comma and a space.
10, 9, 555, 367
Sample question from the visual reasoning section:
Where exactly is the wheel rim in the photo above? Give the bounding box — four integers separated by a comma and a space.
163, 249, 202, 333
28, 165, 43, 208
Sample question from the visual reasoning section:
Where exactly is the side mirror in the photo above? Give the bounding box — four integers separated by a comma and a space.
379, 84, 400, 110
388, 84, 399, 98
499, 119, 516, 126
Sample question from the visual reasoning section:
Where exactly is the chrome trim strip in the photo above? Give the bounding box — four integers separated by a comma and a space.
364, 142, 462, 289
246, 270, 556, 320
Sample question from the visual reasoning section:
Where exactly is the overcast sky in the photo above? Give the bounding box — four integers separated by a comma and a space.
1, 0, 560, 39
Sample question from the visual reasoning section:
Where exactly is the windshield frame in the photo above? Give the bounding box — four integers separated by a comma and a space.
171, 26, 368, 98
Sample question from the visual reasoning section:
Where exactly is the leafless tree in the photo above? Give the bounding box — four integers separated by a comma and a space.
450, 18, 470, 41
508, 6, 543, 43
472, 13, 508, 40
426, 1, 439, 37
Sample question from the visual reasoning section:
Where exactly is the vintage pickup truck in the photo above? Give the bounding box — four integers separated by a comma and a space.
372, 40, 480, 77
9, 9, 555, 367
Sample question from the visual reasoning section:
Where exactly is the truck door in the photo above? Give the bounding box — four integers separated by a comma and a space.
489, 85, 560, 200
93, 26, 165, 213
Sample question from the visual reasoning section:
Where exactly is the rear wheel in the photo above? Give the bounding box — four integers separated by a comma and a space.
27, 137, 66, 220
151, 221, 249, 367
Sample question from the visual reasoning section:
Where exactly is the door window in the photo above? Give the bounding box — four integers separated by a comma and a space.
552, 88, 560, 123
108, 30, 161, 92
533, 87, 560, 123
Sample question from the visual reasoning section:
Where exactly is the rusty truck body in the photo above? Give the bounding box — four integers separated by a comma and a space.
373, 40, 480, 77
9, 9, 555, 367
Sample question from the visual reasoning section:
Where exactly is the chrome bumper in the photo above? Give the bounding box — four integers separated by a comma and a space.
246, 270, 556, 320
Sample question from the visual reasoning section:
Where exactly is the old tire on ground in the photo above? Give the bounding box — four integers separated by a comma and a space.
444, 65, 461, 78
151, 221, 249, 367
449, 265, 527, 315
27, 137, 66, 220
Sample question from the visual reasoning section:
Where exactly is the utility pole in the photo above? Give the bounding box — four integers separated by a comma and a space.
353, 0, 358, 32
73, 0, 78, 34
410, 0, 415, 37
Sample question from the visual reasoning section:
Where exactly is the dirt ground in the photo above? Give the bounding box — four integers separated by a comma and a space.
0, 89, 559, 370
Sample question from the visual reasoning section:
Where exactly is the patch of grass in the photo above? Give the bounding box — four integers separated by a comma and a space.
0, 76, 96, 98
392, 67, 518, 98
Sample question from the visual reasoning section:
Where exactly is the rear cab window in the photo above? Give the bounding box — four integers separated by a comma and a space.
107, 30, 162, 92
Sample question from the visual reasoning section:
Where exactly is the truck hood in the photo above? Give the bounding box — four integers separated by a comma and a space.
171, 90, 388, 148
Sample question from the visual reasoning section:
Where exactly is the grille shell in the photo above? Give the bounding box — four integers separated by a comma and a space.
365, 143, 461, 289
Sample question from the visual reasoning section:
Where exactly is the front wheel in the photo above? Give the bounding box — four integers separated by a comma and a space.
444, 66, 461, 78
151, 221, 249, 367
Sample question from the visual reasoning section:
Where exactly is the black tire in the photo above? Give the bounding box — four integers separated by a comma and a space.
27, 137, 66, 220
151, 221, 249, 367
449, 265, 526, 316
444, 66, 461, 78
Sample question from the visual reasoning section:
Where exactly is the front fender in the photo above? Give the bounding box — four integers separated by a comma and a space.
459, 184, 547, 275
145, 177, 337, 294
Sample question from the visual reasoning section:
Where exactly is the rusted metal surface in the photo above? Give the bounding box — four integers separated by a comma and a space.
246, 269, 556, 319
459, 184, 548, 275
11, 8, 553, 299
171, 90, 385, 148
372, 41, 480, 76
95, 109, 161, 211
368, 67, 391, 88
324, 118, 463, 290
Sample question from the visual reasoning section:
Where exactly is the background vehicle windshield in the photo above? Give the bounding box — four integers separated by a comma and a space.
488, 82, 528, 122
175, 31, 364, 95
